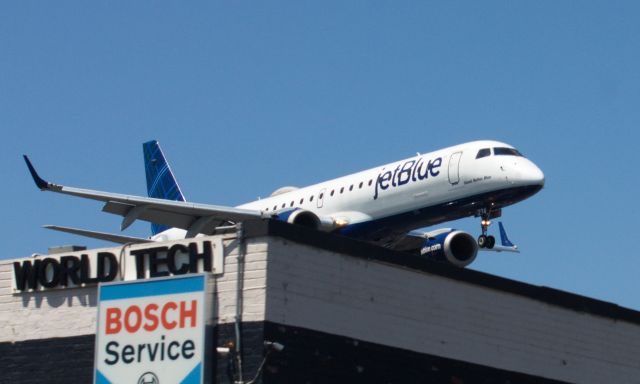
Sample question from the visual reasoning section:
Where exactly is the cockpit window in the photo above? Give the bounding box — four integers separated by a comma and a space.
476, 148, 491, 159
494, 147, 523, 157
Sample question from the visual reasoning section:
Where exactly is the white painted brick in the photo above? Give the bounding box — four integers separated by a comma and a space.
264, 239, 640, 384
0, 236, 268, 342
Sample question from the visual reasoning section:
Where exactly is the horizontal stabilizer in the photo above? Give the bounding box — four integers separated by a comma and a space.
44, 225, 153, 244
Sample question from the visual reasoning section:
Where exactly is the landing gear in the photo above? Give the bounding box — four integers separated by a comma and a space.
477, 206, 499, 249
478, 234, 495, 249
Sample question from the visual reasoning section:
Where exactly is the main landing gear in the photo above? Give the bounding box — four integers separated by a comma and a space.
477, 206, 501, 249
478, 222, 495, 249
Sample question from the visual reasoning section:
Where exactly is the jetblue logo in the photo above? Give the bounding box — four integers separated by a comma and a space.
374, 156, 442, 200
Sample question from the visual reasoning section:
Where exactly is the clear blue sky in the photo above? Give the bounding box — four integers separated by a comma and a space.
2, 2, 639, 309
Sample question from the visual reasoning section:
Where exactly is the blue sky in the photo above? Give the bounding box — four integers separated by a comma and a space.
2, 2, 640, 309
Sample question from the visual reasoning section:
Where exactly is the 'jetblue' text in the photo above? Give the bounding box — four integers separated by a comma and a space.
374, 157, 442, 200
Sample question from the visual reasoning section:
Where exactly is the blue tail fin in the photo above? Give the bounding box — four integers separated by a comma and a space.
143, 140, 186, 235
498, 222, 515, 247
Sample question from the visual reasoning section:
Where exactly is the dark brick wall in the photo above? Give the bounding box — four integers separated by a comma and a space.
0, 323, 265, 384
0, 322, 568, 384
0, 334, 95, 384
262, 322, 570, 384
214, 322, 266, 384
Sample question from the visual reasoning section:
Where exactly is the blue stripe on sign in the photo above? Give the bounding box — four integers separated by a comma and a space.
180, 363, 202, 384
95, 370, 111, 384
100, 275, 204, 301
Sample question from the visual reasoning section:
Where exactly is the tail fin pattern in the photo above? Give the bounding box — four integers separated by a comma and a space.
143, 140, 186, 235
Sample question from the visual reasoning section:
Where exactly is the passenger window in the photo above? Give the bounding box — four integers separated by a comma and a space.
330, 190, 335, 196
290, 201, 294, 207
349, 185, 354, 191
319, 193, 324, 199
340, 187, 344, 194
300, 198, 304, 204
273, 205, 277, 210
476, 148, 491, 159
282, 203, 286, 208
310, 196, 314, 202
359, 182, 363, 189
368, 179, 372, 186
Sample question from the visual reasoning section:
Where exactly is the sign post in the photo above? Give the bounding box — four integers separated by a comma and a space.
94, 274, 213, 384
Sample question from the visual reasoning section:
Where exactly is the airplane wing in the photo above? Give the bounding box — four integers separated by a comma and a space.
389, 223, 519, 254
387, 228, 453, 252
24, 155, 267, 237
43, 225, 153, 244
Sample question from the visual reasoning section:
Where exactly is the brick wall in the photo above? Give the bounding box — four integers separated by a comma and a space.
0, 335, 95, 384
0, 235, 270, 383
0, 236, 269, 344
2, 230, 640, 383
264, 238, 640, 383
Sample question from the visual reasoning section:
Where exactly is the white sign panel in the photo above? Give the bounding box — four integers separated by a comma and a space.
95, 274, 210, 384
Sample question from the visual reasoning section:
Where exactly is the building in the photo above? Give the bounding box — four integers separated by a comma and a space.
1, 220, 639, 383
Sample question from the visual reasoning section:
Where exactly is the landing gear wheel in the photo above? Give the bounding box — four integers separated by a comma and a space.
478, 235, 488, 248
487, 235, 496, 249
477, 206, 497, 249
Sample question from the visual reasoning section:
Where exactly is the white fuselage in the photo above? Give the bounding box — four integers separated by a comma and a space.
241, 141, 541, 218
156, 140, 544, 243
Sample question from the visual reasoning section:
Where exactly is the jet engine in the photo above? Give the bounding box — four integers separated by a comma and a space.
420, 229, 478, 267
276, 209, 334, 231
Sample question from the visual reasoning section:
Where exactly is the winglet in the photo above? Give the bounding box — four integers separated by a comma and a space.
498, 222, 515, 247
23, 155, 50, 190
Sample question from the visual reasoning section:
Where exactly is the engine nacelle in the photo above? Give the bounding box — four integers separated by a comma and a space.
420, 230, 478, 267
275, 209, 334, 231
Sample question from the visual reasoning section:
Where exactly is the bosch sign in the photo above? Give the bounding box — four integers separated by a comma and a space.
95, 274, 213, 384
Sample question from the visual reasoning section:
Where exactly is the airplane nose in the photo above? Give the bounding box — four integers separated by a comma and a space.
526, 163, 545, 187
509, 159, 544, 187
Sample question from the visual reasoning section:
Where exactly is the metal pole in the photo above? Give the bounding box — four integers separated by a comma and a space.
234, 222, 245, 383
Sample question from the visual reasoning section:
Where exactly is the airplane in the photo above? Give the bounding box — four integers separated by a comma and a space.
24, 139, 544, 267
